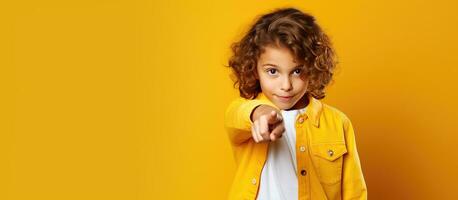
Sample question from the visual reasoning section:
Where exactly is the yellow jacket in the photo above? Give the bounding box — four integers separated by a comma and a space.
224, 93, 367, 200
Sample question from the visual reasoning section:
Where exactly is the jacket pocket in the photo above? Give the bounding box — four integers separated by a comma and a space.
310, 142, 348, 185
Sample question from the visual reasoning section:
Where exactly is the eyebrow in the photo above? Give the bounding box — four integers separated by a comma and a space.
262, 63, 303, 68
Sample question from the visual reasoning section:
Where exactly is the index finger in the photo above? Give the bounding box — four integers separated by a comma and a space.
267, 110, 282, 124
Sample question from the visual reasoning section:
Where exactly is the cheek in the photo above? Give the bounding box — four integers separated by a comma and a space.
293, 79, 309, 90
259, 78, 276, 93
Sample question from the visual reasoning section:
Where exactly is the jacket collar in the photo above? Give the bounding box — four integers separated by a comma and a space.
257, 93, 323, 127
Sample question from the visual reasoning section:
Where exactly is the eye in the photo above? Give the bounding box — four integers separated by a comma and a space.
266, 68, 277, 75
293, 68, 302, 75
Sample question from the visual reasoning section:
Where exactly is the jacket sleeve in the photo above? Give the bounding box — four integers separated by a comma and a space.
224, 97, 276, 145
342, 116, 368, 200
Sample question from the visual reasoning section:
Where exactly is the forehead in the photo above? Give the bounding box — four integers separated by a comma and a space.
258, 45, 301, 68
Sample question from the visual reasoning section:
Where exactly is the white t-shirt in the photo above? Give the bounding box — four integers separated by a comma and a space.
256, 107, 306, 200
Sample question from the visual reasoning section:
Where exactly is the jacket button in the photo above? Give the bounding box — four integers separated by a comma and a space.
299, 146, 306, 152
298, 117, 304, 124
328, 149, 334, 157
251, 178, 257, 185
300, 169, 307, 176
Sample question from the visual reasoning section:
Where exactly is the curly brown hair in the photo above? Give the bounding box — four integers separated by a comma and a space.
227, 7, 338, 100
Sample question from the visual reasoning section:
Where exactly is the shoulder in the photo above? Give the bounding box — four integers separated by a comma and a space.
320, 102, 352, 126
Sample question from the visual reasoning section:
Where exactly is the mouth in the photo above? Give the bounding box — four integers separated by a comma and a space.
276, 94, 294, 102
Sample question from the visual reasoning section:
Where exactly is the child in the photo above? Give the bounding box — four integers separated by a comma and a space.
224, 8, 367, 200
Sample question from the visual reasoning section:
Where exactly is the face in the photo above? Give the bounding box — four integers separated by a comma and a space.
256, 45, 309, 110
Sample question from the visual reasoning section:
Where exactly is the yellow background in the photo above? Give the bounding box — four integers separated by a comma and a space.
2, 0, 458, 199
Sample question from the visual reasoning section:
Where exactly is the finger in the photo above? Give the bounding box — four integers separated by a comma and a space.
253, 120, 260, 142
259, 115, 268, 138
270, 123, 285, 141
255, 120, 263, 142
276, 112, 283, 122
267, 110, 283, 124
260, 115, 271, 141
266, 111, 277, 124
251, 125, 258, 143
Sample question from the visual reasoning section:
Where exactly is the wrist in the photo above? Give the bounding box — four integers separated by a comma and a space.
250, 105, 262, 122
251, 105, 277, 122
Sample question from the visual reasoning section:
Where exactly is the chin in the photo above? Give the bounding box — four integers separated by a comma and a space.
274, 102, 293, 110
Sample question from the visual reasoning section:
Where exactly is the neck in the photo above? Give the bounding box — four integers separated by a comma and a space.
286, 94, 310, 110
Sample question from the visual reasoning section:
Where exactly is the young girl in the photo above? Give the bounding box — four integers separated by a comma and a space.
224, 8, 367, 200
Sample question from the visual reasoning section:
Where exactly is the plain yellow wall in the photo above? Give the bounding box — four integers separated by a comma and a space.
2, 0, 458, 199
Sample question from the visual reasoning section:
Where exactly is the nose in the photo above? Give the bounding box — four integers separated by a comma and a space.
280, 76, 292, 92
